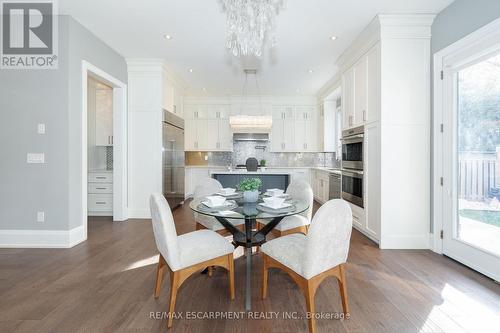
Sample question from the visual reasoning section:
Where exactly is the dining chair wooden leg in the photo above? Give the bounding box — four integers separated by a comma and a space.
154, 254, 167, 298
167, 271, 180, 329
304, 281, 317, 333
262, 255, 269, 299
227, 253, 235, 300
207, 266, 213, 277
338, 264, 349, 315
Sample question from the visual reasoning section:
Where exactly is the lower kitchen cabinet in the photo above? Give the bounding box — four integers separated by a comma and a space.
88, 171, 113, 216
312, 169, 330, 204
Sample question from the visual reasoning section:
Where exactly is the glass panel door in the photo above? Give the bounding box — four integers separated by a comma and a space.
456, 54, 500, 256
442, 48, 500, 281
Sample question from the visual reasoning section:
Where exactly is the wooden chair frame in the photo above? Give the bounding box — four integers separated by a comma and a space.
261, 253, 349, 333
256, 221, 309, 238
154, 253, 235, 328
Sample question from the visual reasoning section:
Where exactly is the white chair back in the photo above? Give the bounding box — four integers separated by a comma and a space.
150, 194, 182, 270
194, 178, 223, 199
286, 180, 314, 221
303, 199, 352, 278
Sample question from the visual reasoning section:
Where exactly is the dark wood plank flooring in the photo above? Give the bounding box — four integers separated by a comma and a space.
1, 201, 500, 332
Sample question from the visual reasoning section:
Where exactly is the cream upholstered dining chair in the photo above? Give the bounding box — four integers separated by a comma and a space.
194, 178, 245, 235
150, 194, 235, 328
256, 179, 314, 237
261, 199, 352, 333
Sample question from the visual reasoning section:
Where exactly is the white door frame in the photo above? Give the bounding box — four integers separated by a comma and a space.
433, 17, 500, 281
82, 60, 128, 239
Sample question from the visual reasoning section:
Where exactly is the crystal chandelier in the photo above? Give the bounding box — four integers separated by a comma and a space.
220, 0, 285, 57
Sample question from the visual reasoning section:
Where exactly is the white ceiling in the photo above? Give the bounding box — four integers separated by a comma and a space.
59, 0, 454, 96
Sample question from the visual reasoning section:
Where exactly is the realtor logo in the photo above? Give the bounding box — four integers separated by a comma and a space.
1, 0, 58, 69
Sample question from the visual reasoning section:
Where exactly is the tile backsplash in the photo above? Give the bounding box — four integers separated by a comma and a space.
187, 141, 339, 168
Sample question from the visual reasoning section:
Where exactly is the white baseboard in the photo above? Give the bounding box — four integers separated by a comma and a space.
352, 224, 380, 245
128, 208, 151, 219
0, 225, 86, 248
379, 233, 431, 249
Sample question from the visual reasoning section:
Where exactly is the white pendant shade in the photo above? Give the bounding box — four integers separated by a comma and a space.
229, 115, 273, 132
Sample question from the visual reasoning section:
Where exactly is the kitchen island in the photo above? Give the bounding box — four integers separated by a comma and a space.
211, 170, 290, 191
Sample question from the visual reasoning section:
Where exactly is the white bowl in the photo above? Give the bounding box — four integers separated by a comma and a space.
219, 188, 236, 196
205, 195, 226, 207
267, 188, 284, 197
263, 196, 286, 208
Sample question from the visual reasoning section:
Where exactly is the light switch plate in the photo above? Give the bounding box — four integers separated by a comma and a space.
37, 123, 45, 134
37, 211, 45, 222
27, 153, 45, 164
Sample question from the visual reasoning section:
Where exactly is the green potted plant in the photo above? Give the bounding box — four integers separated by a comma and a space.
260, 159, 267, 170
238, 178, 262, 203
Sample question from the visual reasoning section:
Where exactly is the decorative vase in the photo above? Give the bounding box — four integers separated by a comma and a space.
243, 190, 259, 203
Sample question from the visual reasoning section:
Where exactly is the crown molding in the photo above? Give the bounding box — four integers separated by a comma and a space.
337, 14, 435, 73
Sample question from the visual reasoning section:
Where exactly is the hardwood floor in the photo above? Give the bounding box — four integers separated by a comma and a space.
1, 202, 500, 332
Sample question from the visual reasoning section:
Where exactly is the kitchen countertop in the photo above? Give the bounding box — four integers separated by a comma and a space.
185, 165, 342, 175
210, 170, 294, 175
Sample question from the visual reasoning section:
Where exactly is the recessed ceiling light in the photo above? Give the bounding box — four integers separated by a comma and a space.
164, 34, 172, 40
202, 87, 207, 92
308, 69, 314, 74
189, 68, 194, 73
330, 36, 337, 41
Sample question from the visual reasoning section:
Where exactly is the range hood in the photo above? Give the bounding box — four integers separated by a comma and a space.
233, 133, 269, 142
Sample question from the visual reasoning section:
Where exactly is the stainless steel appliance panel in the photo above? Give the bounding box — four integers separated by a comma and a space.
328, 173, 341, 199
341, 126, 364, 171
341, 169, 363, 208
162, 111, 185, 209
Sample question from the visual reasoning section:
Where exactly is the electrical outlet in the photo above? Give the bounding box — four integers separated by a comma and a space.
37, 123, 45, 134
27, 153, 45, 163
37, 211, 45, 222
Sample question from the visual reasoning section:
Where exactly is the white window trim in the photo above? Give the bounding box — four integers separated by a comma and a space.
432, 16, 500, 254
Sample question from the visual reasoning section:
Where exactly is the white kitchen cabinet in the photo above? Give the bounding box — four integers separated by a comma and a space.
88, 171, 113, 216
354, 55, 367, 127
342, 44, 380, 129
94, 87, 113, 146
364, 122, 381, 240
312, 169, 330, 204
366, 43, 380, 124
294, 106, 317, 151
342, 67, 355, 129
317, 101, 336, 152
271, 106, 295, 152
185, 118, 207, 151
185, 104, 232, 151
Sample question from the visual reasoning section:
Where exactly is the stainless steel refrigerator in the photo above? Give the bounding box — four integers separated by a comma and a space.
162, 110, 185, 209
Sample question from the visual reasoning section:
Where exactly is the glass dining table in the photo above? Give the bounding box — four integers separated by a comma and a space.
190, 193, 310, 311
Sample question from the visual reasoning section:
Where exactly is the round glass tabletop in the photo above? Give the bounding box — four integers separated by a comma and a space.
189, 194, 309, 220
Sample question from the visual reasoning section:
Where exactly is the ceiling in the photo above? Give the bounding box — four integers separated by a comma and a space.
59, 0, 454, 96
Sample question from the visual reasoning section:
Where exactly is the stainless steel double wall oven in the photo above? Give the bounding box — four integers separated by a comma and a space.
341, 126, 364, 208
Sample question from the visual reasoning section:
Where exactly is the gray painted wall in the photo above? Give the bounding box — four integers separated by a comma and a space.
67, 17, 127, 229
0, 15, 126, 231
430, 0, 500, 232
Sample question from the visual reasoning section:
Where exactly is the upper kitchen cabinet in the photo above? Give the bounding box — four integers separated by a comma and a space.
317, 99, 338, 152
341, 43, 380, 129
162, 72, 185, 118
294, 106, 318, 152
342, 67, 355, 129
184, 103, 232, 151
88, 78, 113, 146
270, 105, 295, 152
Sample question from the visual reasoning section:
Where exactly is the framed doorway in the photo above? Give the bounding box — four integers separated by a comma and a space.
82, 61, 128, 240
